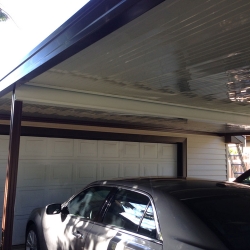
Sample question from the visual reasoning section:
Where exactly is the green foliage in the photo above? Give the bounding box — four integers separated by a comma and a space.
0, 8, 9, 22
229, 147, 238, 155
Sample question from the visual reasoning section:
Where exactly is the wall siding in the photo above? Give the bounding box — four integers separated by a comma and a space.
187, 135, 227, 181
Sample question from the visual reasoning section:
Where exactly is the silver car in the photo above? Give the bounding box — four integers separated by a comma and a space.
25, 177, 250, 250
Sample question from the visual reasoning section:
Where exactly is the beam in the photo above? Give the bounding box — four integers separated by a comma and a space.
1, 93, 22, 250
16, 84, 250, 126
225, 135, 245, 144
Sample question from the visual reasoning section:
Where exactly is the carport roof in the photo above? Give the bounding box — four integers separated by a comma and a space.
1, 0, 250, 135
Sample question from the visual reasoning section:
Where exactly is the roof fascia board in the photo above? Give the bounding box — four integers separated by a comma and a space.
0, 0, 164, 97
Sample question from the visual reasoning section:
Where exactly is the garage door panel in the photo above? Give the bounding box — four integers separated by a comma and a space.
76, 162, 98, 184
100, 163, 120, 179
47, 187, 73, 204
74, 184, 91, 194
13, 216, 27, 245
49, 163, 73, 185
158, 144, 177, 159
98, 141, 120, 158
121, 142, 140, 158
19, 137, 47, 159
0, 136, 9, 159
76, 140, 98, 158
140, 143, 157, 159
15, 189, 45, 215
48, 138, 74, 158
123, 163, 140, 177
17, 162, 46, 187
0, 161, 7, 184
0, 136, 177, 245
142, 163, 159, 176
159, 163, 177, 176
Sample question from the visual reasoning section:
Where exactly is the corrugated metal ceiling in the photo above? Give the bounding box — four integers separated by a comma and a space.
3, 0, 250, 134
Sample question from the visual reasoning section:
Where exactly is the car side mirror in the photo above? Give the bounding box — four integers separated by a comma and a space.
46, 203, 61, 215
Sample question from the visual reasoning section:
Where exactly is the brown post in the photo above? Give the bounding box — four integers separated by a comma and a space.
1, 88, 22, 250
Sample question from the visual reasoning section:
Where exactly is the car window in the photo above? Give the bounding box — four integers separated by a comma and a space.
68, 186, 112, 221
138, 204, 157, 239
242, 176, 250, 185
103, 189, 157, 238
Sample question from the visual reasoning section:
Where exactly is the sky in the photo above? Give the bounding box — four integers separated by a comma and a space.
0, 0, 89, 79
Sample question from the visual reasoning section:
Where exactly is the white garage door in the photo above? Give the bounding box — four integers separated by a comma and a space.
0, 135, 177, 244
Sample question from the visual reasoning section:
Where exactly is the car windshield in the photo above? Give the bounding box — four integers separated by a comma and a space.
182, 194, 250, 250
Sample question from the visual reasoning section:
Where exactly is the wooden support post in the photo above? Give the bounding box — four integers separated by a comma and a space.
1, 90, 22, 250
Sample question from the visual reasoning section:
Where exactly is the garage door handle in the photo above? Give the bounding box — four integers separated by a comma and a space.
73, 231, 84, 239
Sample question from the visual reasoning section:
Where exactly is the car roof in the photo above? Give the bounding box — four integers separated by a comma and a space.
88, 177, 250, 197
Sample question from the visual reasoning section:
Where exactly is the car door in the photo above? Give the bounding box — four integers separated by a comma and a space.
43, 185, 113, 250
84, 188, 163, 250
